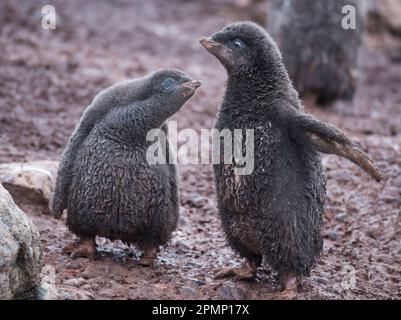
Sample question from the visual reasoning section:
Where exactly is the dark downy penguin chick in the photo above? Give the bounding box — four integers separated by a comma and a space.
51, 72, 166, 219
51, 69, 201, 265
200, 22, 381, 296
267, 0, 365, 105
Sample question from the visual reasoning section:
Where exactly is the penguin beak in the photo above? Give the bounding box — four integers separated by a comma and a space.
181, 80, 202, 90
180, 80, 202, 97
199, 37, 234, 67
199, 37, 220, 52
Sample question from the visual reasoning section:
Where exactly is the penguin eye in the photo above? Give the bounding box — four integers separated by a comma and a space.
233, 39, 245, 49
162, 78, 175, 90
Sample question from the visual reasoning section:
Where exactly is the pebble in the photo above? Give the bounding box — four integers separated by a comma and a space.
65, 261, 82, 270
316, 277, 328, 285
189, 278, 206, 287
180, 286, 198, 297
174, 239, 191, 254
328, 230, 339, 241
63, 277, 87, 287
218, 282, 248, 300
366, 227, 381, 239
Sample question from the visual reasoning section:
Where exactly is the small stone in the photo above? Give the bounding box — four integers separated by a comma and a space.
174, 239, 191, 254
0, 161, 58, 213
185, 193, 210, 209
63, 277, 86, 287
218, 282, 248, 300
366, 227, 381, 239
65, 260, 82, 270
81, 284, 93, 291
335, 213, 347, 223
189, 278, 206, 287
316, 277, 328, 285
178, 209, 188, 226
37, 265, 59, 300
180, 286, 198, 297
328, 230, 339, 241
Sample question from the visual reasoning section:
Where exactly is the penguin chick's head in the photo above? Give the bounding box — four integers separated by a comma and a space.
200, 21, 282, 76
149, 69, 202, 105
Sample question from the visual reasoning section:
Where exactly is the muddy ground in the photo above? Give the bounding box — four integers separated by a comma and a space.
0, 0, 400, 299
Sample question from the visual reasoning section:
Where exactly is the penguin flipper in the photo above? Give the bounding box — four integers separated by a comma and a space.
51, 103, 107, 218
290, 111, 383, 182
51, 127, 89, 218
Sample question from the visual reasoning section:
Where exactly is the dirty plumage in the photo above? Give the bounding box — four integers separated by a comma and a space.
267, 0, 366, 105
200, 21, 381, 293
51, 73, 158, 218
51, 69, 201, 264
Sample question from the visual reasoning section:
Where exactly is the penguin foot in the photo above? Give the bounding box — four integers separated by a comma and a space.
138, 256, 155, 267
65, 237, 97, 259
137, 248, 157, 267
214, 266, 256, 282
278, 274, 299, 300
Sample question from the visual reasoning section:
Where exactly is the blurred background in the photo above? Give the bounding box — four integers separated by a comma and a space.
1, 0, 400, 161
0, 0, 400, 300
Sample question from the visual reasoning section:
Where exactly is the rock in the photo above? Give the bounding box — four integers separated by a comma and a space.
0, 183, 43, 299
0, 161, 58, 213
316, 277, 329, 285
36, 265, 59, 300
57, 286, 93, 300
184, 193, 214, 210
218, 281, 249, 300
188, 278, 206, 287
178, 207, 189, 226
65, 260, 82, 270
62, 277, 86, 287
368, 0, 401, 36
174, 239, 191, 254
328, 230, 340, 242
179, 286, 198, 298
381, 186, 401, 204
366, 226, 382, 239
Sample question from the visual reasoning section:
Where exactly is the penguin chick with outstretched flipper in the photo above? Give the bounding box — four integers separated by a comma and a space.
200, 21, 381, 297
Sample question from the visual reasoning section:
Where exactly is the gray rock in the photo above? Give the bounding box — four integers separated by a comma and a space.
188, 278, 206, 287
65, 260, 82, 270
0, 161, 58, 213
57, 286, 94, 300
328, 230, 340, 242
179, 286, 198, 297
0, 183, 43, 299
62, 277, 86, 287
36, 265, 59, 300
218, 281, 249, 300
174, 239, 191, 254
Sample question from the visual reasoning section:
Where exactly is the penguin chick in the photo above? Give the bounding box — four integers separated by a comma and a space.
51, 72, 159, 218
200, 22, 381, 296
267, 0, 365, 105
53, 69, 201, 265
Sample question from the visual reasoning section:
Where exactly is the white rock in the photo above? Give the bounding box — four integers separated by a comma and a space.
0, 161, 58, 212
36, 265, 59, 300
0, 183, 43, 299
